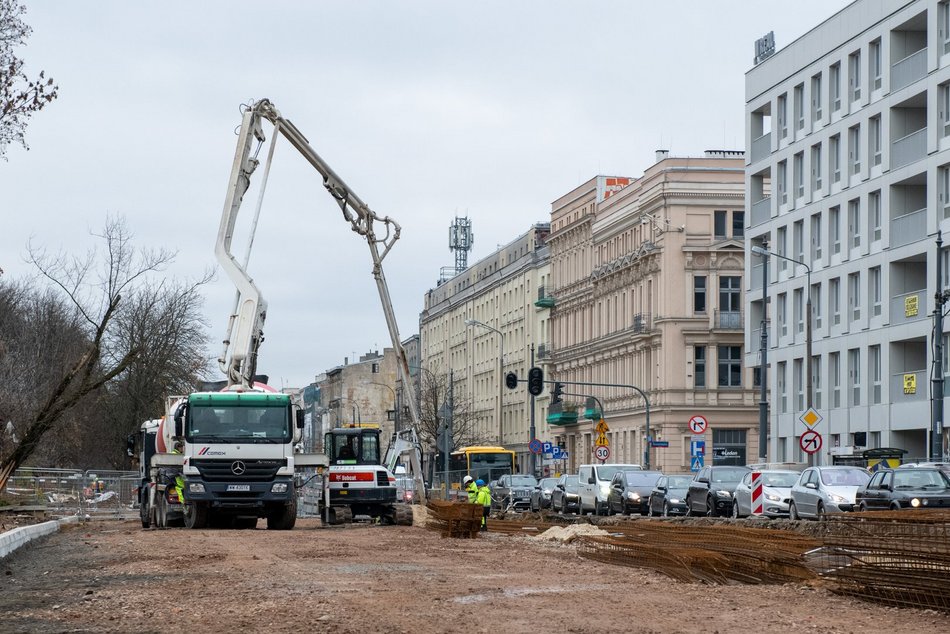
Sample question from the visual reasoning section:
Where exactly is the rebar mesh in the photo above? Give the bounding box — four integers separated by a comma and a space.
424, 501, 483, 538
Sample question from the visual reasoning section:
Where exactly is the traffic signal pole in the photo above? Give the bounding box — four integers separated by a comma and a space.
529, 345, 537, 477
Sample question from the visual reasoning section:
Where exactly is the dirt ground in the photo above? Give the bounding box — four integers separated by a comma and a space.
1, 515, 948, 634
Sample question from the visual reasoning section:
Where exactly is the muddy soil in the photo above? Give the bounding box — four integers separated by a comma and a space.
1, 517, 947, 633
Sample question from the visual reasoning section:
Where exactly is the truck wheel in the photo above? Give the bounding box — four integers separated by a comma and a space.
267, 497, 297, 530
184, 502, 208, 529
157, 495, 167, 528
139, 491, 151, 529
393, 505, 413, 526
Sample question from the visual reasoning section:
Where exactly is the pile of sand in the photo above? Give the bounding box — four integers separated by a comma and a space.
411, 504, 430, 527
532, 524, 608, 543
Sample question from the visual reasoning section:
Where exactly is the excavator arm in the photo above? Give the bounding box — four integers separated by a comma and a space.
217, 99, 426, 501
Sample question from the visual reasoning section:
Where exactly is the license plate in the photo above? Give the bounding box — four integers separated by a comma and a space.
227, 484, 250, 492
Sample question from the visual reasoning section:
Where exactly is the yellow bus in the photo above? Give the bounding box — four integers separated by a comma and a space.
448, 446, 516, 488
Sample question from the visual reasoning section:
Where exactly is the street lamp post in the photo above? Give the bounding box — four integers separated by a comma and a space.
368, 381, 398, 435
751, 245, 813, 464
465, 319, 505, 445
331, 397, 361, 426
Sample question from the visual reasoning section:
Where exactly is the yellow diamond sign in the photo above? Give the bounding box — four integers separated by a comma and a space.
595, 420, 609, 434
799, 408, 822, 429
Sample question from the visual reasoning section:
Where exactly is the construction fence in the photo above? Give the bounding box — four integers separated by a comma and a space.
3, 467, 139, 519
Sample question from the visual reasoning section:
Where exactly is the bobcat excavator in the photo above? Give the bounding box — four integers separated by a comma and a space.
215, 98, 427, 525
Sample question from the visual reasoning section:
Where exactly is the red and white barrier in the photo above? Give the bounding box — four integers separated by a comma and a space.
751, 471, 763, 516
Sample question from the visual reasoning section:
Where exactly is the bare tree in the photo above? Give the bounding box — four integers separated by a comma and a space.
0, 0, 58, 158
414, 369, 492, 454
0, 216, 197, 488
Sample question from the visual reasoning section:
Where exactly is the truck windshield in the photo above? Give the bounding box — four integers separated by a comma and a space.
187, 405, 290, 443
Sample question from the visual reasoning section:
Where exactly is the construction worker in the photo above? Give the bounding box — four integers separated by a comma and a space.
463, 475, 477, 503
475, 479, 491, 531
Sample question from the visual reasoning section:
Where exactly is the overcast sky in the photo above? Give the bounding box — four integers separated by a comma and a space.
2, 1, 850, 389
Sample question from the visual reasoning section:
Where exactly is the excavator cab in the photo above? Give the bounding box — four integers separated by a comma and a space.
325, 428, 381, 465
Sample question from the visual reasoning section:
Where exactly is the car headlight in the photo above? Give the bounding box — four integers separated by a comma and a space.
669, 498, 681, 504
911, 498, 921, 508
271, 483, 288, 493
765, 493, 781, 502
716, 490, 732, 498
828, 494, 847, 504
188, 483, 205, 493
599, 484, 610, 496
627, 492, 641, 501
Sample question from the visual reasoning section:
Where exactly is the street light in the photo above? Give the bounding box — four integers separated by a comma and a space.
368, 381, 398, 433
465, 318, 505, 444
330, 397, 361, 426
751, 245, 813, 463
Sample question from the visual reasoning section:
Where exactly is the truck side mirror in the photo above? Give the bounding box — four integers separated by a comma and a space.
173, 402, 187, 437
296, 410, 306, 429
126, 434, 135, 457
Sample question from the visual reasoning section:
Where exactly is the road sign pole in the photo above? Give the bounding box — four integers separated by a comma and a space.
529, 344, 537, 476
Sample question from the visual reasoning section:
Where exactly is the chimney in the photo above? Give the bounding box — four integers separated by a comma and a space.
655, 149, 669, 162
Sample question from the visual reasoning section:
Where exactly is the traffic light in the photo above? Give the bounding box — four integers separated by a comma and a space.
551, 382, 564, 404
505, 371, 519, 390
527, 367, 544, 396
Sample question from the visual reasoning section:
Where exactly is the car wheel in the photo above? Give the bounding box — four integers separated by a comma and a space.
706, 495, 717, 518
684, 496, 692, 517
890, 502, 901, 511
561, 498, 568, 514
816, 502, 826, 521
663, 501, 670, 517
858, 502, 868, 512
731, 501, 739, 519
789, 501, 799, 520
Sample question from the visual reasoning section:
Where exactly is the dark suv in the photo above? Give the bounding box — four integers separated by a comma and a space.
686, 466, 750, 517
491, 474, 538, 511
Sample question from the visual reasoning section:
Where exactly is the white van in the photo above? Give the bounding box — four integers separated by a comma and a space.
578, 463, 642, 515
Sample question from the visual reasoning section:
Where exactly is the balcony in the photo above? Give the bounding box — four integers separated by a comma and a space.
890, 208, 926, 248
891, 47, 927, 92
537, 343, 552, 360
890, 289, 927, 325
891, 128, 926, 169
891, 370, 926, 403
632, 313, 651, 334
750, 196, 771, 227
751, 132, 771, 164
535, 286, 556, 309
714, 310, 743, 329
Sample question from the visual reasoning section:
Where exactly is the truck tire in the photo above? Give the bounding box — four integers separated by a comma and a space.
184, 502, 208, 529
393, 505, 413, 526
157, 495, 167, 528
266, 497, 297, 530
139, 491, 151, 529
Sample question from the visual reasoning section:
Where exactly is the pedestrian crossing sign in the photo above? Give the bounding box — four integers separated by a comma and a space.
690, 456, 704, 471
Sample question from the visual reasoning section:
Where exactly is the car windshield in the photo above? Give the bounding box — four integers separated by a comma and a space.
539, 478, 558, 489
510, 476, 538, 487
762, 472, 799, 487
563, 476, 579, 491
667, 475, 693, 488
711, 468, 749, 483
625, 472, 662, 487
596, 465, 635, 480
820, 469, 871, 486
893, 470, 950, 488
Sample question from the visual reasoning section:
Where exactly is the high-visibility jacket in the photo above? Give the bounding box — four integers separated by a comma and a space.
465, 481, 478, 503
174, 475, 185, 504
476, 486, 491, 507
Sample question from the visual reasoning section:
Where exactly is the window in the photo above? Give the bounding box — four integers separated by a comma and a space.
694, 276, 707, 313
830, 134, 841, 183
943, 0, 950, 55
695, 346, 706, 388
848, 348, 861, 406
830, 62, 842, 112
719, 276, 741, 313
869, 38, 882, 91
732, 211, 745, 238
793, 219, 804, 263
870, 115, 882, 166
849, 50, 861, 103
717, 346, 741, 388
776, 226, 788, 272
794, 288, 804, 334
848, 124, 861, 176
812, 355, 822, 409
869, 266, 882, 317
794, 83, 805, 132
778, 361, 787, 413
830, 277, 841, 325
848, 198, 861, 250
812, 282, 822, 329
372, 363, 380, 373
830, 206, 841, 254
794, 152, 804, 199
714, 210, 727, 238
778, 160, 788, 204
941, 165, 950, 220
794, 358, 804, 412
778, 293, 788, 338
848, 272, 861, 323
811, 143, 822, 192
811, 212, 822, 261
811, 73, 822, 123
869, 190, 882, 241
870, 344, 882, 404
830, 351, 841, 407
778, 93, 788, 139
941, 83, 950, 138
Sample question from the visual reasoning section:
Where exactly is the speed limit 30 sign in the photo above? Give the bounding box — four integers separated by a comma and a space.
594, 445, 610, 461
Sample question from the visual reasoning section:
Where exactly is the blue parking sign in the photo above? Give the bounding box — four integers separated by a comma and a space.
542, 441, 553, 454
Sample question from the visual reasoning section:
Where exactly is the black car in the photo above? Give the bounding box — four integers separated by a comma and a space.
857, 468, 950, 511
606, 470, 662, 515
648, 474, 693, 516
491, 474, 538, 511
529, 478, 559, 511
551, 474, 580, 513
685, 466, 751, 517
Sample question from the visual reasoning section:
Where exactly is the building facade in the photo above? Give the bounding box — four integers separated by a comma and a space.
548, 155, 758, 474
745, 0, 950, 464
316, 350, 400, 445
419, 224, 553, 473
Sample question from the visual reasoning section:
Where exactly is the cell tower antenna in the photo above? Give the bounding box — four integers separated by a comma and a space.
440, 215, 474, 283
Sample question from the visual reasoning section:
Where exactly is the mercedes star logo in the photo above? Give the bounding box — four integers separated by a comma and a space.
231, 460, 246, 476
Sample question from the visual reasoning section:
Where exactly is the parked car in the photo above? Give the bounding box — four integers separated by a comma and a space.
551, 474, 580, 513
529, 477, 559, 511
857, 468, 950, 511
789, 466, 871, 520
896, 461, 950, 475
606, 471, 662, 515
648, 474, 692, 516
394, 476, 415, 503
578, 463, 642, 515
491, 474, 538, 511
685, 466, 751, 517
731, 470, 800, 518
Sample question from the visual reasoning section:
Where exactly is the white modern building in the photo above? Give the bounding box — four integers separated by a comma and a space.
745, 0, 950, 464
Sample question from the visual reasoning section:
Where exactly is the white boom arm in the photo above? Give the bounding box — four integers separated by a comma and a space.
218, 99, 426, 500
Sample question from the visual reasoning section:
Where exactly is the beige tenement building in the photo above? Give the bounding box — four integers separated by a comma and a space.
547, 153, 759, 474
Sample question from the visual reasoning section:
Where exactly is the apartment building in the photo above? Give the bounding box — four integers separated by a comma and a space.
547, 156, 758, 474
419, 224, 553, 473
745, 0, 950, 464
316, 350, 401, 443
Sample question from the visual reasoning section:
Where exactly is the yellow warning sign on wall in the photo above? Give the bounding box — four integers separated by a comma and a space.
903, 373, 917, 394
905, 295, 918, 317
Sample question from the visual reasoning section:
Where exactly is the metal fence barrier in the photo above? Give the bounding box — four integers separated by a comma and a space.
2, 467, 138, 520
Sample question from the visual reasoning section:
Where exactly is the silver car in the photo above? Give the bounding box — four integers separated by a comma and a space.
789, 466, 871, 520
731, 470, 800, 518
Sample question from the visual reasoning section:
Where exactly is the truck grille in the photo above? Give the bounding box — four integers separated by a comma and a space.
191, 458, 286, 482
